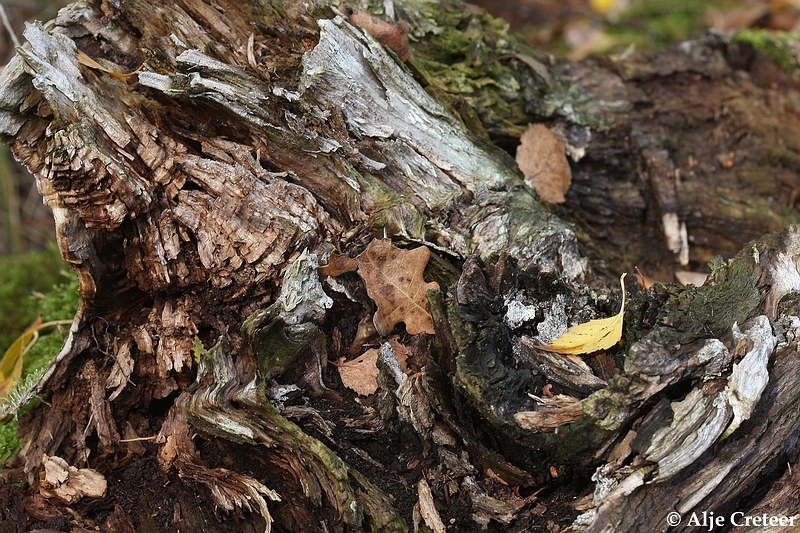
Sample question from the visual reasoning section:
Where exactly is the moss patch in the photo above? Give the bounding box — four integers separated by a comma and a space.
0, 266, 78, 467
0, 245, 71, 352
733, 29, 800, 73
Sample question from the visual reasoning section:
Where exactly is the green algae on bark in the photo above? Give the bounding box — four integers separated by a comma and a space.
435, 226, 785, 475
732, 29, 800, 73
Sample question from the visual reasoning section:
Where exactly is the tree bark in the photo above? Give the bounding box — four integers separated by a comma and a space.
1, 0, 800, 531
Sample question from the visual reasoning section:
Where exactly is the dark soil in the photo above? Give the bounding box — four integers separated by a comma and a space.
1, 367, 583, 532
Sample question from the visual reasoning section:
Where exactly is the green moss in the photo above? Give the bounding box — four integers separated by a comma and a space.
0, 261, 78, 466
0, 420, 20, 463
616, 0, 717, 49
652, 259, 759, 345
733, 29, 800, 73
0, 245, 72, 352
405, 0, 531, 136
241, 304, 325, 382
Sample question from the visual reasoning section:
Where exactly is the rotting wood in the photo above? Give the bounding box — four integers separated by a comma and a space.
0, 0, 800, 531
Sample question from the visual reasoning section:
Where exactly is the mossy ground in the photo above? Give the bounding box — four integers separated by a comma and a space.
0, 247, 78, 464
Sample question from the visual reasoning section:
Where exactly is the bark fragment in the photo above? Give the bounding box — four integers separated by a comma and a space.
38, 455, 106, 505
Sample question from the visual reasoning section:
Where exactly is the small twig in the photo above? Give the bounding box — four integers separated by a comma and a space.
118, 436, 157, 443
0, 4, 20, 48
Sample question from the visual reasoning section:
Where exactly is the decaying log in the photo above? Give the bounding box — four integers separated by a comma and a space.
1, 0, 800, 531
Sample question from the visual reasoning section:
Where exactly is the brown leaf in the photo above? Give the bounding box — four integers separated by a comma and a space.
76, 50, 140, 80
337, 349, 379, 396
337, 338, 412, 396
356, 239, 439, 335
340, 6, 410, 62
386, 337, 410, 371
319, 253, 359, 277
516, 123, 572, 204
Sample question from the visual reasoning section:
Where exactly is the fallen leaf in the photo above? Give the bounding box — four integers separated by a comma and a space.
0, 329, 33, 400
76, 50, 140, 80
340, 6, 410, 62
319, 253, 359, 277
0, 319, 73, 401
538, 273, 627, 355
322, 239, 439, 336
516, 124, 572, 204
358, 239, 439, 336
337, 349, 379, 396
337, 338, 412, 396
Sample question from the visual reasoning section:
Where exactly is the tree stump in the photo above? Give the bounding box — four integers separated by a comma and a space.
1, 0, 800, 531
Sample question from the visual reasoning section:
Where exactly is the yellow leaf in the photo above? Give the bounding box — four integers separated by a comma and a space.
538, 273, 627, 355
590, 0, 618, 15
0, 330, 36, 400
0, 319, 73, 400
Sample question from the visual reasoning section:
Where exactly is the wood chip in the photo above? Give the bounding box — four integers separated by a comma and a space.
515, 394, 583, 432
39, 454, 107, 504
417, 478, 446, 533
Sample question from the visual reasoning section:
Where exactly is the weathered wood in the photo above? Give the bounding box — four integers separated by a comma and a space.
1, 0, 800, 531
0, 0, 579, 529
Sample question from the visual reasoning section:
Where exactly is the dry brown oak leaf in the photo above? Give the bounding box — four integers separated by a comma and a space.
322, 239, 439, 335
